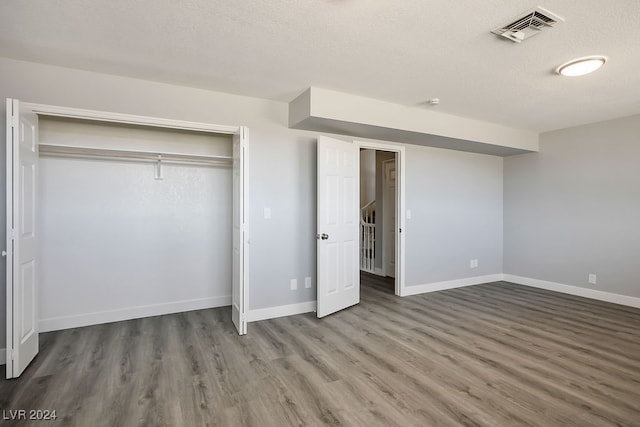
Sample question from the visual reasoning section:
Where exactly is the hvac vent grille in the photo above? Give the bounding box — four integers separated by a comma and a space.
492, 7, 564, 43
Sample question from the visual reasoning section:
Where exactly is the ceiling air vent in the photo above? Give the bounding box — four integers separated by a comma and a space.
492, 6, 564, 43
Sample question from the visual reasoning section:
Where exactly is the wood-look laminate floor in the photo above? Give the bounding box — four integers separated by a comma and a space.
2, 275, 640, 426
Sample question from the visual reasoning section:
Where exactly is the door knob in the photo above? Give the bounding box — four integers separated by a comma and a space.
316, 233, 329, 240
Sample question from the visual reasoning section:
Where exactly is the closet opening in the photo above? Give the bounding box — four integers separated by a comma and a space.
38, 117, 234, 332
5, 99, 248, 379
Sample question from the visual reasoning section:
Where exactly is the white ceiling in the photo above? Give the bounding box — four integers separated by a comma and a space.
1, 0, 639, 132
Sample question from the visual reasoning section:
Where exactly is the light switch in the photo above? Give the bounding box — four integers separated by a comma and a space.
406, 209, 412, 219
264, 207, 271, 219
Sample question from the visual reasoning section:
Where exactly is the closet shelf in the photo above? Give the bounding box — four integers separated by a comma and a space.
38, 144, 232, 166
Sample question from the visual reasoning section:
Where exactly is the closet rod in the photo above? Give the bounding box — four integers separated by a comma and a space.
38, 144, 233, 165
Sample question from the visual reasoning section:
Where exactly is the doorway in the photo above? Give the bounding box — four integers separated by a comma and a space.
359, 150, 398, 289
316, 136, 405, 318
357, 140, 404, 298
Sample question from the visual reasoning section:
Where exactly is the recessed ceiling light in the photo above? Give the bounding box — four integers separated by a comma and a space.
556, 56, 607, 77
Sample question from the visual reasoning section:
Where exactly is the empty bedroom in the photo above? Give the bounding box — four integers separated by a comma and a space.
1, 1, 639, 426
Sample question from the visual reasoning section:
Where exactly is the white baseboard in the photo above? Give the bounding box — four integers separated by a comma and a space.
0, 348, 5, 365
39, 295, 231, 332
504, 274, 640, 309
248, 301, 316, 322
401, 274, 504, 297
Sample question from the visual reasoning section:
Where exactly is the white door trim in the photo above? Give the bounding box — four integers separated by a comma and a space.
355, 140, 406, 297
22, 103, 239, 134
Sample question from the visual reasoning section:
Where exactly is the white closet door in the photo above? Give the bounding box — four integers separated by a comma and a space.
231, 126, 248, 335
5, 98, 39, 378
316, 136, 359, 318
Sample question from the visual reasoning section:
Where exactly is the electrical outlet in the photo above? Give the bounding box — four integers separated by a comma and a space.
406, 209, 412, 219
304, 277, 312, 288
290, 278, 297, 290
470, 260, 475, 269
470, 259, 479, 269
264, 207, 271, 219
588, 274, 597, 285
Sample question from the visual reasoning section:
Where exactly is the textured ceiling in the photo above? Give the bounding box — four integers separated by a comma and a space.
1, 0, 639, 132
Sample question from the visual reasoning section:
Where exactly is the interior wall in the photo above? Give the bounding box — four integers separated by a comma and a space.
404, 145, 503, 285
1, 58, 506, 352
0, 57, 318, 348
374, 151, 395, 271
504, 114, 640, 298
359, 149, 375, 207
37, 118, 232, 330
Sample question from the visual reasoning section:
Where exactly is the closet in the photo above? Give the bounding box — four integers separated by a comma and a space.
5, 99, 248, 379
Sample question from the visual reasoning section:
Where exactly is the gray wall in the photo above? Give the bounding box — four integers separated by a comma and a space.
374, 151, 395, 270
504, 114, 640, 297
0, 58, 505, 351
359, 149, 375, 206
0, 58, 316, 346
405, 145, 503, 285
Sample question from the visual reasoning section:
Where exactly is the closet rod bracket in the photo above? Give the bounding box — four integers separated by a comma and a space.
155, 155, 163, 180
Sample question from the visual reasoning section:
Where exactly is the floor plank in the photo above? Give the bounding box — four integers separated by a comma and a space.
2, 274, 640, 426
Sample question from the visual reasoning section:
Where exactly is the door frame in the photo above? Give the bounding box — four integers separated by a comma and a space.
5, 100, 250, 374
355, 140, 405, 296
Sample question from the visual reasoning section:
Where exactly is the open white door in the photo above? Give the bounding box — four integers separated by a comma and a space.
316, 136, 359, 318
231, 126, 248, 335
5, 99, 39, 378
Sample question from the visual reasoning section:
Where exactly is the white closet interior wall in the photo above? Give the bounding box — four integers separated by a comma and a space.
38, 117, 233, 331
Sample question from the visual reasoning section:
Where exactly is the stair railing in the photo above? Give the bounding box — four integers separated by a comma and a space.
360, 200, 376, 273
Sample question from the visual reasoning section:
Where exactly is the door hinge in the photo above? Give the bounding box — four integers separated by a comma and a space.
7, 348, 13, 361
240, 313, 246, 322
10, 229, 16, 240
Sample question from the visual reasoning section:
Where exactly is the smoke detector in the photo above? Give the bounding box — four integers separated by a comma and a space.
492, 6, 564, 43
